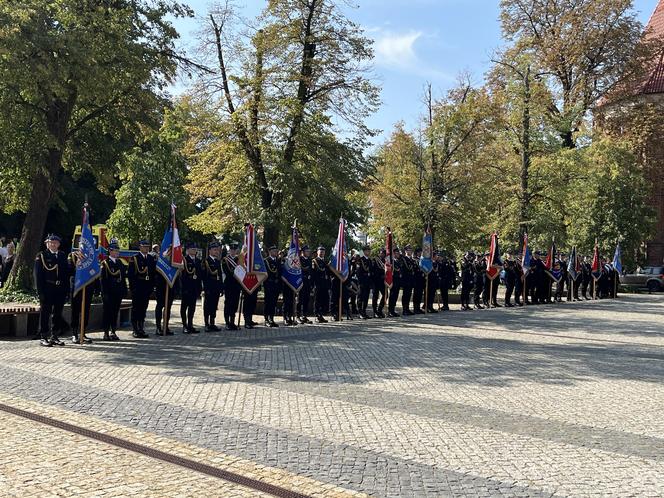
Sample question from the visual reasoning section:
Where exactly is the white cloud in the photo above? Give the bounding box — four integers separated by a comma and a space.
371, 29, 453, 82
374, 31, 422, 67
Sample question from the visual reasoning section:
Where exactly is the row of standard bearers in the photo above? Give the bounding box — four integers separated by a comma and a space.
35, 207, 623, 347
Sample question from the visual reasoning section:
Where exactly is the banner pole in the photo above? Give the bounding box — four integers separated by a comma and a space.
593, 279, 597, 300
237, 291, 244, 328
614, 272, 618, 299
294, 289, 298, 323
163, 284, 169, 335
425, 274, 429, 313
385, 283, 389, 314
523, 274, 527, 305
339, 277, 343, 322
489, 278, 493, 308
79, 286, 86, 345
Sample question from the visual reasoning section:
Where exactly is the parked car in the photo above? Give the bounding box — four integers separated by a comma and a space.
620, 266, 664, 292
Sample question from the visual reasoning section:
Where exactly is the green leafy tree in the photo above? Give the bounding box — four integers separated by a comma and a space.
0, 0, 191, 290
186, 0, 379, 246
500, 0, 650, 147
107, 107, 195, 246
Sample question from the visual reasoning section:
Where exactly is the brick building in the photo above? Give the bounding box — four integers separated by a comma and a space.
598, 0, 664, 265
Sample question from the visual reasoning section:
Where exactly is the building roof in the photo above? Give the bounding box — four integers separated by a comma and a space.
642, 0, 664, 94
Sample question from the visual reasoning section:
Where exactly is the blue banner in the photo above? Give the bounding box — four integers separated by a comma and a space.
73, 207, 101, 297
419, 228, 433, 274
155, 205, 183, 288
330, 218, 349, 281
612, 243, 622, 274
282, 227, 303, 292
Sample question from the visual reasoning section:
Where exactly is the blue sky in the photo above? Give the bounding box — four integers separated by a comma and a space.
172, 0, 661, 143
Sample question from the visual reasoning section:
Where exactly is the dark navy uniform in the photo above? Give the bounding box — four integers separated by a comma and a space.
202, 242, 223, 331
400, 249, 415, 315
460, 253, 475, 310
356, 248, 373, 319
154, 270, 177, 335
504, 258, 517, 306
437, 256, 455, 311
412, 250, 426, 314
222, 250, 241, 330
473, 257, 486, 308
180, 248, 202, 333
297, 247, 313, 323
372, 253, 386, 318
34, 235, 70, 346
101, 250, 126, 340
387, 250, 403, 317
128, 243, 155, 337
264, 250, 281, 326
312, 250, 331, 321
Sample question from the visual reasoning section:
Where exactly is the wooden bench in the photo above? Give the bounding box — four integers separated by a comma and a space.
0, 301, 132, 338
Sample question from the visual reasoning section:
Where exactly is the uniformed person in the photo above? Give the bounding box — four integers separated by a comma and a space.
203, 241, 224, 331
473, 253, 486, 309
180, 242, 202, 334
514, 257, 524, 306
297, 245, 313, 323
387, 247, 402, 317
222, 242, 241, 330
154, 249, 177, 336
426, 252, 439, 312
400, 245, 415, 316
34, 234, 69, 347
100, 241, 126, 341
503, 252, 517, 307
372, 249, 386, 318
437, 252, 455, 311
460, 251, 475, 311
68, 250, 95, 344
264, 245, 281, 327
412, 247, 425, 314
128, 240, 155, 338
312, 246, 330, 322
581, 256, 592, 300
356, 245, 373, 319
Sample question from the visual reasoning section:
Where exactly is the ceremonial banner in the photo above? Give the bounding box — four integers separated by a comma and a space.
282, 226, 303, 292
419, 227, 433, 274
612, 242, 622, 274
567, 246, 580, 281
73, 205, 101, 297
156, 203, 183, 288
236, 223, 268, 294
329, 218, 349, 281
545, 240, 563, 282
385, 228, 394, 289
521, 233, 532, 275
591, 242, 602, 281
486, 232, 503, 280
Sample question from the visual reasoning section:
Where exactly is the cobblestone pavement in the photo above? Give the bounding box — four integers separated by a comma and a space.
0, 294, 663, 497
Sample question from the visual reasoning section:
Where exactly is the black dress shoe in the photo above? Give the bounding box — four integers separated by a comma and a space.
492, 302, 502, 307
109, 332, 120, 341
210, 324, 221, 331
301, 317, 311, 324
155, 329, 165, 336
268, 321, 279, 328
182, 328, 191, 334
190, 327, 200, 334
426, 308, 437, 313
316, 315, 328, 323
50, 336, 65, 346
244, 323, 254, 329
225, 324, 238, 331
40, 338, 53, 347
387, 311, 400, 317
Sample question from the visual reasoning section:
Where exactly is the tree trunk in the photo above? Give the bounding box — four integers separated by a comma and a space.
5, 97, 72, 292
519, 66, 531, 241
6, 150, 61, 291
